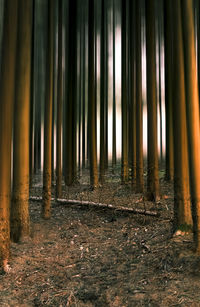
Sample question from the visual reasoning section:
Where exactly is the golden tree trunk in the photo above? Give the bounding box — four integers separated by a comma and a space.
181, 0, 200, 250
11, 0, 32, 242
0, 0, 18, 269
172, 0, 192, 229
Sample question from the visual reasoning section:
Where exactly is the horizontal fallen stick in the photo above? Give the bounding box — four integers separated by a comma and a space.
30, 196, 160, 217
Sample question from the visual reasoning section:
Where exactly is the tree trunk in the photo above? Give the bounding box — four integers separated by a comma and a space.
100, 0, 105, 183
172, 0, 192, 229
88, 0, 98, 187
135, 0, 143, 192
181, 0, 200, 251
121, 0, 129, 183
42, 0, 54, 219
11, 0, 32, 242
65, 0, 77, 185
112, 0, 116, 169
164, 0, 174, 181
129, 0, 136, 186
82, 9, 86, 169
56, 0, 63, 198
0, 0, 18, 270
145, 0, 160, 200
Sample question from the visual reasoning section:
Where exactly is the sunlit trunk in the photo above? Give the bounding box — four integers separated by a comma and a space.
11, 0, 32, 241
42, 0, 54, 218
172, 0, 192, 229
0, 0, 18, 269
88, 0, 98, 187
181, 0, 200, 249
146, 0, 160, 200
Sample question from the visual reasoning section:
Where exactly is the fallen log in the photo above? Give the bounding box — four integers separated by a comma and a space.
30, 196, 160, 217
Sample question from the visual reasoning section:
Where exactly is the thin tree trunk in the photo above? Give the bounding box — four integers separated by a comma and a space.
105, 0, 108, 170
29, 0, 35, 188
135, 0, 143, 192
112, 0, 116, 169
0, 0, 18, 270
157, 2, 163, 163
42, 0, 54, 219
181, 0, 200, 250
88, 0, 98, 187
65, 0, 77, 185
56, 0, 63, 198
129, 0, 136, 185
172, 0, 192, 229
100, 0, 105, 183
82, 9, 86, 169
164, 0, 174, 181
121, 0, 129, 183
145, 0, 160, 200
11, 0, 32, 241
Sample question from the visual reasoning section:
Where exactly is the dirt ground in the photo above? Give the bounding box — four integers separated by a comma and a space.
1, 168, 200, 306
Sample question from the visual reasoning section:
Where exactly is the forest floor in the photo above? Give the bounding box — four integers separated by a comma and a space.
1, 167, 200, 306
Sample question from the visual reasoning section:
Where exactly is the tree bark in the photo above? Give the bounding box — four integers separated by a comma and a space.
0, 0, 18, 270
112, 0, 116, 169
145, 0, 160, 200
181, 0, 200, 251
88, 0, 98, 187
11, 0, 32, 241
100, 0, 106, 183
129, 0, 136, 186
164, 0, 174, 181
42, 0, 54, 219
135, 0, 144, 192
172, 0, 192, 229
56, 0, 63, 198
121, 0, 129, 183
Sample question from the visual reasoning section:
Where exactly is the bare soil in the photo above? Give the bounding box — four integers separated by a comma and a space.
1, 168, 200, 306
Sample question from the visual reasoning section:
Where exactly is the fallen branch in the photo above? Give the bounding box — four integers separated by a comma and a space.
30, 196, 160, 217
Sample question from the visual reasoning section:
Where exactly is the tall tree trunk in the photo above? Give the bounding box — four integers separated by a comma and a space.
100, 0, 105, 182
11, 0, 32, 241
157, 2, 163, 163
145, 0, 159, 200
88, 0, 98, 187
82, 9, 86, 169
105, 0, 108, 170
112, 0, 116, 169
129, 0, 136, 185
181, 0, 200, 250
172, 0, 192, 229
29, 0, 35, 188
121, 0, 129, 183
56, 0, 63, 198
0, 0, 18, 270
65, 0, 77, 185
42, 0, 54, 219
135, 0, 143, 192
164, 0, 174, 181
